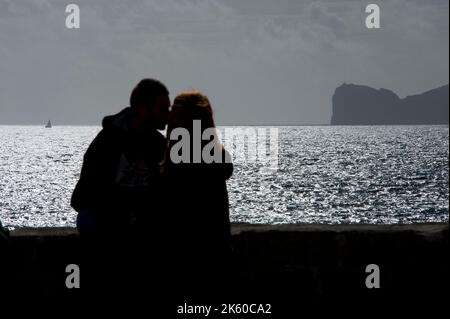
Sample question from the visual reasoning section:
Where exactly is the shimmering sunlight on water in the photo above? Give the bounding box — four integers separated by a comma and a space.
0, 125, 448, 228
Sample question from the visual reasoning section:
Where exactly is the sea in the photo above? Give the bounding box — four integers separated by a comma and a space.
0, 125, 448, 229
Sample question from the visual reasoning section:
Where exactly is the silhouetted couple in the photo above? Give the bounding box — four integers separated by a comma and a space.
71, 79, 233, 308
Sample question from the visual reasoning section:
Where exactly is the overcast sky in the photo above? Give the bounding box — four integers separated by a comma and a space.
0, 0, 448, 125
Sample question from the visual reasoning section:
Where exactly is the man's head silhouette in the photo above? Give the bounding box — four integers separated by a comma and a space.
130, 78, 170, 130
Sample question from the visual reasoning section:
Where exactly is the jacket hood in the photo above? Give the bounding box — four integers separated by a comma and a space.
102, 107, 132, 132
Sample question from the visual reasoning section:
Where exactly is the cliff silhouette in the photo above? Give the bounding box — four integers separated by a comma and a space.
331, 83, 449, 125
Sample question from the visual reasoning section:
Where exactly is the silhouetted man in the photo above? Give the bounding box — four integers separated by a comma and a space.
71, 78, 170, 236
70, 79, 170, 305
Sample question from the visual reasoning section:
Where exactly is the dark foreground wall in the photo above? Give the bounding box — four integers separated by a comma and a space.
2, 223, 449, 314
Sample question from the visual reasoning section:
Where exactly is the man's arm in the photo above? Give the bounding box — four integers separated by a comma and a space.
71, 129, 114, 212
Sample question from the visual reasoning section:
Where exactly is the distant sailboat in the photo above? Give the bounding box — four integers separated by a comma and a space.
45, 120, 52, 128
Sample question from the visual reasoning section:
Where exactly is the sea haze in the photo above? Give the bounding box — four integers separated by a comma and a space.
0, 125, 448, 228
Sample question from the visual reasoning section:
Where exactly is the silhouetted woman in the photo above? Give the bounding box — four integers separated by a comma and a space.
162, 90, 233, 300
